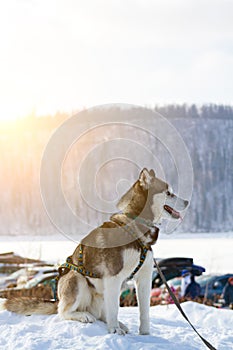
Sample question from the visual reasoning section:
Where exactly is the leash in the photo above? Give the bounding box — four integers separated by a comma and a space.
125, 216, 217, 349
154, 259, 217, 350
125, 214, 217, 349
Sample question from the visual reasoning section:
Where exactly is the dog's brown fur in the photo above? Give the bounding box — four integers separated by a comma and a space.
4, 298, 57, 315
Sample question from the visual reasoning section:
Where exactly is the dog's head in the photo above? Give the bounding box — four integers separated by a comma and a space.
117, 168, 188, 225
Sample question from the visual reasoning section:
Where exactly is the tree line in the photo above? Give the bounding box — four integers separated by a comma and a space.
0, 104, 232, 236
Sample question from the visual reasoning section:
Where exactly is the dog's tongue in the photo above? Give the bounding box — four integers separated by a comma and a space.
171, 208, 182, 220
164, 205, 182, 220
176, 211, 183, 220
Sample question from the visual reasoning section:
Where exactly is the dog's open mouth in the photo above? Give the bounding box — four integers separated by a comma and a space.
164, 205, 181, 219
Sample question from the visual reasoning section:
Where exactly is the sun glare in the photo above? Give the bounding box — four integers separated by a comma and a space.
0, 103, 34, 123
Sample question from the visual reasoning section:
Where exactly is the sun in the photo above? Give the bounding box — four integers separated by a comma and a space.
0, 106, 28, 123
0, 102, 37, 123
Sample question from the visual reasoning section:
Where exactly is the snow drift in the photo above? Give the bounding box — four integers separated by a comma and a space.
0, 301, 232, 350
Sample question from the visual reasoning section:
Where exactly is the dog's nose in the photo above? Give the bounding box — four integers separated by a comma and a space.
184, 200, 189, 207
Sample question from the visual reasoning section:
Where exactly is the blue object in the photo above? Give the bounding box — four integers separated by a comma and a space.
181, 269, 190, 276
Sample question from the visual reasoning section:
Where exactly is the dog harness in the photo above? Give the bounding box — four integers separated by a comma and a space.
58, 241, 149, 280
58, 245, 98, 278
53, 225, 150, 300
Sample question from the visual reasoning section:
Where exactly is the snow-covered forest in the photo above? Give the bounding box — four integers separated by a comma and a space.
0, 104, 232, 236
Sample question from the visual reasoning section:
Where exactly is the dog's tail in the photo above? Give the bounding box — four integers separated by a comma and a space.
0, 297, 58, 315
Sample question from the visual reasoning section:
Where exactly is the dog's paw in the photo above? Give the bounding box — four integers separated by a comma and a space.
139, 322, 150, 335
139, 324, 150, 335
108, 326, 126, 335
73, 312, 96, 323
119, 321, 129, 334
139, 329, 150, 335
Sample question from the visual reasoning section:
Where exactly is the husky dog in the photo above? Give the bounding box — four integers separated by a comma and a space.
1, 168, 188, 335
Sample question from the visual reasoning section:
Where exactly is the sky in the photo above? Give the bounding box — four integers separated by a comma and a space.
0, 0, 233, 120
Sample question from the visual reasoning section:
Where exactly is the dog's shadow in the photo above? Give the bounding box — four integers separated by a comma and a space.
78, 320, 198, 350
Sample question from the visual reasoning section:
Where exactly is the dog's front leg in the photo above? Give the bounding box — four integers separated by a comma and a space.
135, 254, 153, 335
104, 277, 125, 335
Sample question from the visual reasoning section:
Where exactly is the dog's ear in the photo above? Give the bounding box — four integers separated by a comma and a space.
149, 169, 156, 177
139, 168, 155, 189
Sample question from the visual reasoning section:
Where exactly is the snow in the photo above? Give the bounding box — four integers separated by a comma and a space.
0, 301, 232, 350
0, 234, 233, 349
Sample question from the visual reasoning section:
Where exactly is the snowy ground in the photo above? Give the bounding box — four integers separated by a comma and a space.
0, 301, 232, 350
0, 233, 233, 349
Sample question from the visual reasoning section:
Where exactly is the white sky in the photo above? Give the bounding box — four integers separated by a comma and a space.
0, 0, 233, 120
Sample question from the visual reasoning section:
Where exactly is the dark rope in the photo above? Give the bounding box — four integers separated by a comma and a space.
154, 259, 217, 350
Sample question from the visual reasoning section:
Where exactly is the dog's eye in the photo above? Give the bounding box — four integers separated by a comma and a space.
166, 191, 171, 196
